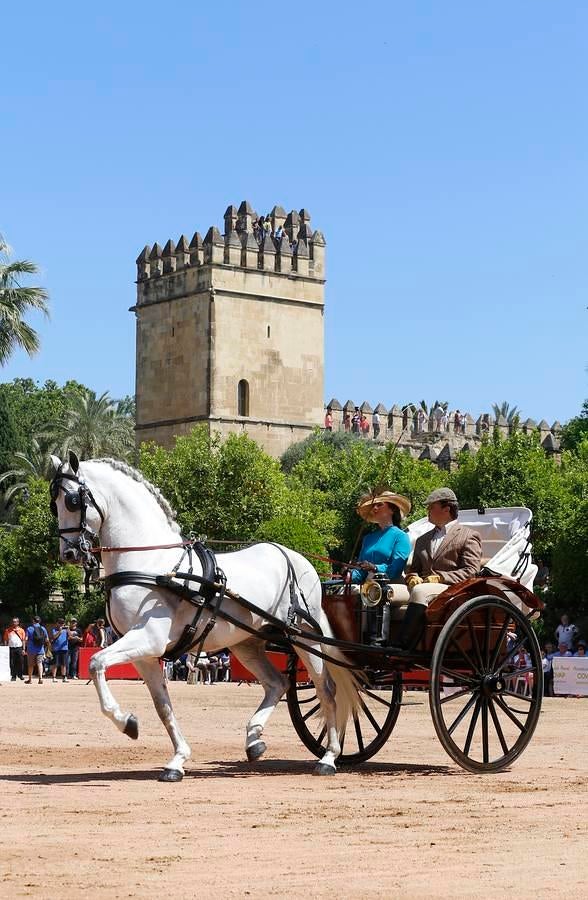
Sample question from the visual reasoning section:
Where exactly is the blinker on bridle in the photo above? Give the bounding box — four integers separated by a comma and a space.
49, 466, 105, 569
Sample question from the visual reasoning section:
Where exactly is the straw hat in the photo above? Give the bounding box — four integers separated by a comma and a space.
356, 490, 411, 522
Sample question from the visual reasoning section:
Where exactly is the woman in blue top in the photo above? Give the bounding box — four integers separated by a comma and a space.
351, 490, 412, 583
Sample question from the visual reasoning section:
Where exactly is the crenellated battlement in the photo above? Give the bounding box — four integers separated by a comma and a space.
135, 200, 326, 288
325, 398, 563, 466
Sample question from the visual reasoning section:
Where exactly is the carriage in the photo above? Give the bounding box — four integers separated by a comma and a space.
285, 506, 544, 774
49, 454, 544, 781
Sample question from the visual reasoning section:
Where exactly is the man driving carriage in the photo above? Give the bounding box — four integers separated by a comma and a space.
391, 487, 482, 653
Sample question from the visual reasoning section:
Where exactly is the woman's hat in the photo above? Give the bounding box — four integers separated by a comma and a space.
357, 491, 411, 521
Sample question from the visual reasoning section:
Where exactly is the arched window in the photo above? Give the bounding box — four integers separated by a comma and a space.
238, 379, 250, 417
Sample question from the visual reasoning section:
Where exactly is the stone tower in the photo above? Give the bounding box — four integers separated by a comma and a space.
133, 201, 326, 457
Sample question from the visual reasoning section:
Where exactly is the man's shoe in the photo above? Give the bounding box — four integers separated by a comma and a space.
11, 677, 16, 681
388, 604, 427, 655
38, 679, 43, 684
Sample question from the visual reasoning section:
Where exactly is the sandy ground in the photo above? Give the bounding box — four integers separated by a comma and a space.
0, 680, 586, 899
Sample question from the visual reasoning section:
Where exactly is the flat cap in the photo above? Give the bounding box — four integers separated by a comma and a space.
425, 487, 458, 505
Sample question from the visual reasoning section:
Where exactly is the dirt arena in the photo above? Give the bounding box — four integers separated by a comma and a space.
0, 680, 585, 899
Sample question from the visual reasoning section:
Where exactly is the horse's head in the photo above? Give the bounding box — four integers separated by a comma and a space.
49, 451, 105, 567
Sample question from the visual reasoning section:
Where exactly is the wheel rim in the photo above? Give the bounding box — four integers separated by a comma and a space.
287, 670, 402, 765
429, 596, 543, 773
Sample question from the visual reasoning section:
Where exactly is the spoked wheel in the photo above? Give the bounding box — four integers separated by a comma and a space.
430, 595, 542, 773
287, 664, 403, 765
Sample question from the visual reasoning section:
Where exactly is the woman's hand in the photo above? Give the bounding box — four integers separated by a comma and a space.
358, 561, 376, 572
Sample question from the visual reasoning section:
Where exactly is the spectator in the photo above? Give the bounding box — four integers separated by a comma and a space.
351, 407, 361, 434
360, 414, 370, 437
50, 618, 69, 682
573, 641, 586, 658
83, 623, 99, 648
67, 618, 83, 679
207, 654, 219, 684
275, 224, 284, 240
217, 649, 231, 682
416, 408, 426, 433
186, 653, 198, 684
535, 560, 550, 588
3, 616, 26, 681
459, 411, 466, 434
195, 651, 211, 683
172, 654, 188, 681
555, 614, 578, 652
453, 409, 461, 433
262, 217, 272, 235
433, 405, 443, 432
372, 410, 380, 440
324, 407, 333, 431
440, 409, 449, 432
96, 618, 108, 649
25, 616, 48, 684
542, 646, 553, 697
343, 412, 351, 432
553, 642, 572, 658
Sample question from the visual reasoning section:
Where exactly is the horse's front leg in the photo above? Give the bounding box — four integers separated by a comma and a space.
231, 637, 289, 761
88, 627, 167, 739
133, 657, 191, 782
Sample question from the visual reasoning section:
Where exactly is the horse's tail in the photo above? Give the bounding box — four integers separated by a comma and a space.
319, 608, 362, 738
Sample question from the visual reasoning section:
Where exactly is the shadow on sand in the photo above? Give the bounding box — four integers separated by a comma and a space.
0, 757, 457, 786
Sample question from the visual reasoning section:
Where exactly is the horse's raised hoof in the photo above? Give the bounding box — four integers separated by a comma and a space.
246, 740, 267, 762
158, 768, 184, 783
123, 714, 139, 740
313, 763, 336, 776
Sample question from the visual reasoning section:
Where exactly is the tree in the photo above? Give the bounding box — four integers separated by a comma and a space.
43, 388, 135, 461
560, 400, 588, 452
0, 236, 49, 364
139, 427, 288, 541
450, 431, 572, 560
0, 437, 55, 506
492, 401, 521, 424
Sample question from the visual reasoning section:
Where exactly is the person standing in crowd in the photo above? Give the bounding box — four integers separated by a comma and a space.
3, 617, 26, 681
351, 407, 361, 434
440, 408, 449, 432
372, 410, 380, 440
343, 411, 351, 432
96, 618, 108, 649
416, 407, 426, 433
324, 407, 333, 431
83, 622, 99, 647
360, 413, 370, 437
67, 618, 83, 679
25, 615, 48, 684
555, 614, 578, 652
453, 409, 461, 433
50, 618, 69, 682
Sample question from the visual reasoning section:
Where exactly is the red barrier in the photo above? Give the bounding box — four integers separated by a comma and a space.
77, 648, 142, 680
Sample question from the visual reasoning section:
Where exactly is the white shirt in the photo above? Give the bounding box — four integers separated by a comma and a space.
430, 520, 458, 557
8, 630, 23, 648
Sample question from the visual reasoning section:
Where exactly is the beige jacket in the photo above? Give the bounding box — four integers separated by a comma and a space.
407, 523, 482, 585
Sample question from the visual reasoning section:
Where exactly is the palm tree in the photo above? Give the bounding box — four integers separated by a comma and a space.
492, 401, 521, 423
0, 437, 55, 506
0, 236, 49, 365
418, 399, 448, 414
43, 389, 135, 460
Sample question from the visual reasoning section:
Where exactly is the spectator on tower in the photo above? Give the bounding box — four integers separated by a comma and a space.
3, 617, 26, 681
351, 407, 361, 434
433, 405, 443, 432
372, 410, 381, 440
555, 614, 578, 652
324, 407, 333, 431
50, 618, 69, 682
416, 408, 426, 433
360, 414, 370, 437
343, 412, 351, 432
453, 410, 461, 433
440, 409, 449, 432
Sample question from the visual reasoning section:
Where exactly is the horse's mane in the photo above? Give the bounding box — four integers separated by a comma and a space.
88, 458, 181, 534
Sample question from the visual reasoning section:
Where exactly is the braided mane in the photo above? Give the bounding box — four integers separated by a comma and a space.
89, 458, 181, 534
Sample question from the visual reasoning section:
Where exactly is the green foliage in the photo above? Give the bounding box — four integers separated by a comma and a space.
560, 400, 588, 452
255, 514, 330, 575
139, 427, 286, 541
450, 432, 571, 560
551, 497, 588, 636
0, 236, 49, 364
281, 428, 374, 474
42, 387, 135, 461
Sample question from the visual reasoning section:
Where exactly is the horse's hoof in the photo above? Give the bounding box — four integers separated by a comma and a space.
246, 740, 267, 762
313, 763, 336, 776
123, 714, 139, 740
158, 768, 184, 783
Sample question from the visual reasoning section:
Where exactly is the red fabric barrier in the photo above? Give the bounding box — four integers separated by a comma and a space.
78, 648, 142, 680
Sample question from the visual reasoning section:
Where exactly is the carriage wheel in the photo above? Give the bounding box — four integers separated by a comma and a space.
287, 663, 402, 765
429, 595, 542, 773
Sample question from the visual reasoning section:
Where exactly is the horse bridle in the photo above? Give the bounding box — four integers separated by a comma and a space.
49, 467, 105, 569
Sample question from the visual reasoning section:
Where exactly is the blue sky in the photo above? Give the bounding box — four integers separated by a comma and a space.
1, 1, 586, 425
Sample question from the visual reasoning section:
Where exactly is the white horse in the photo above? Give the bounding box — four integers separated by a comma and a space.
50, 452, 358, 781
